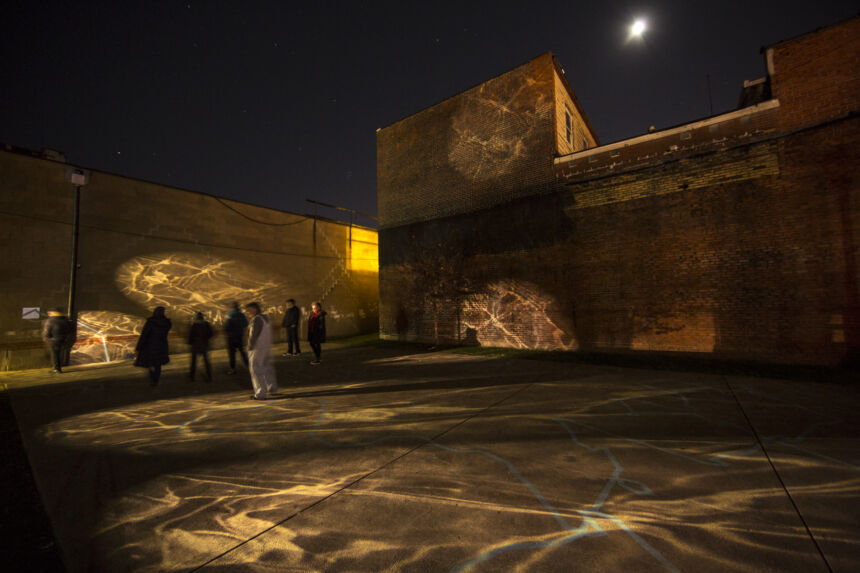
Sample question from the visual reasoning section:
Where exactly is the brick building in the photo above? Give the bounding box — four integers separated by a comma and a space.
0, 148, 378, 370
377, 17, 860, 367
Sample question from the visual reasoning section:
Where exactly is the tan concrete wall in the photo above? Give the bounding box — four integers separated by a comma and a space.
0, 149, 378, 370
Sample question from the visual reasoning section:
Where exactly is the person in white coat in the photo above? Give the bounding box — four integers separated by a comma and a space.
245, 302, 279, 400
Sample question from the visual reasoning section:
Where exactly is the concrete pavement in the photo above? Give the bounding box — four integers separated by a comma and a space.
2, 342, 858, 572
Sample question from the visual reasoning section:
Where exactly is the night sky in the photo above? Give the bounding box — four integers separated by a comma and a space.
3, 1, 857, 224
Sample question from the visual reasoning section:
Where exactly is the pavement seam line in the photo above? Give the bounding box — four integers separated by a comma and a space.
188, 380, 535, 571
722, 376, 834, 573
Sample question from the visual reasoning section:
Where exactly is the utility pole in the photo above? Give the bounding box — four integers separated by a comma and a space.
66, 168, 88, 342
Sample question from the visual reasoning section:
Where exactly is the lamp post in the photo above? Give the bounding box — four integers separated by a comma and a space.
66, 168, 88, 361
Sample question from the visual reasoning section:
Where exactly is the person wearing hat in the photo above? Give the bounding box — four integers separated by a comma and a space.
42, 307, 74, 373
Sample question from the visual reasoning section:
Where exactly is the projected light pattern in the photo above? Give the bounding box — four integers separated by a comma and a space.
70, 311, 143, 365
31, 360, 857, 572
462, 280, 576, 349
448, 74, 551, 182
349, 227, 379, 273
115, 253, 284, 320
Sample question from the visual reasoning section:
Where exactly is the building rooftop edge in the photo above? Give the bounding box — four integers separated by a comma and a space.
376, 51, 556, 133
0, 143, 376, 231
553, 99, 781, 165
762, 12, 860, 51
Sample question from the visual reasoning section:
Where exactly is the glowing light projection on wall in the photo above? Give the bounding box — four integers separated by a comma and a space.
448, 73, 551, 182
348, 227, 378, 273
115, 252, 285, 320
71, 311, 143, 365
66, 252, 290, 365
462, 280, 577, 349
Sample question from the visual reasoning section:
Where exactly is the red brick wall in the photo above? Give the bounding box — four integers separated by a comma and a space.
381, 117, 859, 365
770, 16, 860, 131
377, 53, 559, 229
378, 17, 860, 366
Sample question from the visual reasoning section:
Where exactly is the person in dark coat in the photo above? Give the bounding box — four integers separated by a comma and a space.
307, 301, 326, 365
281, 298, 301, 357
42, 307, 74, 373
224, 301, 249, 374
188, 311, 214, 381
135, 306, 172, 385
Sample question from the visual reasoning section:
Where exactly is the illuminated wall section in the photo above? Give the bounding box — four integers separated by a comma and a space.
377, 52, 560, 230
553, 60, 598, 156
378, 24, 860, 366
348, 227, 379, 273
0, 148, 379, 370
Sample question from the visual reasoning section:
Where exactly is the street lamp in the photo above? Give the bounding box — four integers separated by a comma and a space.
64, 167, 89, 354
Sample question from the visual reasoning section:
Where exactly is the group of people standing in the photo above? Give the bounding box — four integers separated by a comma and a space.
280, 298, 327, 365
133, 300, 327, 400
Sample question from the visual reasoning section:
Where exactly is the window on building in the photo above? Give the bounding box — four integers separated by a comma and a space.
565, 111, 572, 145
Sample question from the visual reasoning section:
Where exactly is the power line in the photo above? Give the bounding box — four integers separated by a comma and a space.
0, 209, 378, 261
214, 198, 309, 226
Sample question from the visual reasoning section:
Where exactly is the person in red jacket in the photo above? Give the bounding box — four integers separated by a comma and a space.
307, 301, 327, 365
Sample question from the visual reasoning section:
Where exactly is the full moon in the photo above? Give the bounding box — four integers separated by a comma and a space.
631, 19, 646, 37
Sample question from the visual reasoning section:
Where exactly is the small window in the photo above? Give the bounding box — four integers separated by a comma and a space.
565, 112, 572, 145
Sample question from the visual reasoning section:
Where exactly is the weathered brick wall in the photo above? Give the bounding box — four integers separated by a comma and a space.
377, 53, 560, 229
769, 16, 860, 131
378, 17, 860, 367
0, 150, 378, 370
380, 117, 859, 365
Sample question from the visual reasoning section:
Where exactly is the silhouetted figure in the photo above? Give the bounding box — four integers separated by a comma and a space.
307, 301, 327, 365
188, 312, 214, 381
42, 307, 74, 373
224, 302, 249, 374
396, 307, 408, 341
135, 306, 172, 386
281, 298, 302, 356
464, 327, 479, 345
246, 302, 278, 400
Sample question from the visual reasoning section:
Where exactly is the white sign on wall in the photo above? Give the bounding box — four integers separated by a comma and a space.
22, 307, 41, 320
